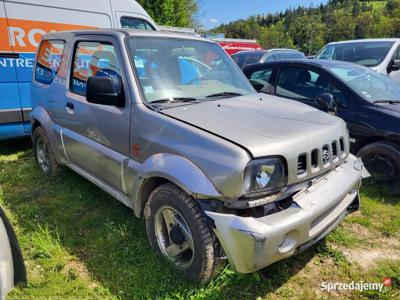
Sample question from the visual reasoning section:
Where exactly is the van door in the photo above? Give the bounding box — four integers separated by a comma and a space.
0, 2, 24, 136
3, 0, 113, 136
59, 36, 131, 192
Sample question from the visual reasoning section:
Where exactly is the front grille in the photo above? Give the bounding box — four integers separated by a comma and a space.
296, 137, 346, 178
297, 154, 307, 175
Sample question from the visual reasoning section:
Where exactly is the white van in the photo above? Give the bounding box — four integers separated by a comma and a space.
0, 0, 157, 140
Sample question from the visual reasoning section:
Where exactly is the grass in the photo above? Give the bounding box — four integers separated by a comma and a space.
1, 139, 399, 299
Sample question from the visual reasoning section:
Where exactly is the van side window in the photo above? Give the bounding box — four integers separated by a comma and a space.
121, 17, 154, 30
35, 40, 65, 85
71, 41, 121, 96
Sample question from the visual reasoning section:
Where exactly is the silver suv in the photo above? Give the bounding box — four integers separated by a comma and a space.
31, 29, 365, 283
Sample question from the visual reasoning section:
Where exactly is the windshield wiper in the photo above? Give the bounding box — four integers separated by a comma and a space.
373, 100, 400, 104
206, 91, 244, 98
150, 97, 199, 104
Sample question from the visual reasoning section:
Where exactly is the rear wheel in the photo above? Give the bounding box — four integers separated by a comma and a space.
357, 141, 400, 195
32, 127, 60, 177
144, 183, 219, 284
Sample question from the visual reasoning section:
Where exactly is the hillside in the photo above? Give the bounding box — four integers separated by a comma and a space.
211, 0, 400, 54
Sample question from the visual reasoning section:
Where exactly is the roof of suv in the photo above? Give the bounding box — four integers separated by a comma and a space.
245, 58, 369, 70
326, 38, 400, 45
233, 48, 302, 56
42, 28, 213, 43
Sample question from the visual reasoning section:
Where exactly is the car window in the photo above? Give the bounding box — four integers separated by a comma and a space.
276, 67, 330, 102
317, 45, 334, 60
242, 53, 264, 67
121, 17, 154, 30
35, 40, 65, 85
249, 67, 273, 83
273, 52, 306, 60
331, 85, 349, 107
127, 37, 254, 103
393, 46, 400, 60
317, 42, 394, 67
71, 41, 121, 96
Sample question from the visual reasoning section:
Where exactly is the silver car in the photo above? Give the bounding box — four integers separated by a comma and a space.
31, 29, 365, 283
0, 207, 26, 299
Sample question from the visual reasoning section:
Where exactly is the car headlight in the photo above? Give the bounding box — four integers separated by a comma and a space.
243, 157, 287, 197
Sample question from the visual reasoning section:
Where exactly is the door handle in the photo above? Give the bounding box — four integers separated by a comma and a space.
66, 102, 74, 114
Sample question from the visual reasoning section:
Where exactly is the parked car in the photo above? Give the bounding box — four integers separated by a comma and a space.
232, 49, 306, 69
209, 38, 263, 55
315, 39, 400, 82
31, 29, 365, 283
243, 59, 400, 194
0, 206, 26, 300
0, 0, 157, 140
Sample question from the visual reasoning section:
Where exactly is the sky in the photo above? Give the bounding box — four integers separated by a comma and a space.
200, 0, 328, 29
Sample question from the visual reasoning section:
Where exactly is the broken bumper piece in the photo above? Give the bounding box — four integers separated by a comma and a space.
206, 154, 363, 273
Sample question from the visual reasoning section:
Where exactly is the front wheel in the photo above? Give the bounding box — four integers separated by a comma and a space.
32, 127, 60, 177
357, 141, 400, 195
144, 183, 219, 284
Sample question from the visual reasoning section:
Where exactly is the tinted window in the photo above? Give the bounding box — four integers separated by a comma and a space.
316, 41, 394, 67
71, 41, 121, 96
242, 53, 264, 67
35, 40, 65, 85
121, 17, 154, 30
276, 67, 330, 101
250, 68, 273, 83
273, 52, 306, 60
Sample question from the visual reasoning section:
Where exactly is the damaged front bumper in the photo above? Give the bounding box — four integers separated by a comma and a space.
206, 154, 364, 273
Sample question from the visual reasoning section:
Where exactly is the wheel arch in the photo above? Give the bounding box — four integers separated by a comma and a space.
132, 153, 222, 218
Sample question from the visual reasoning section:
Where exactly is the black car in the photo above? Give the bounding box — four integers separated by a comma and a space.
243, 59, 400, 194
232, 49, 306, 69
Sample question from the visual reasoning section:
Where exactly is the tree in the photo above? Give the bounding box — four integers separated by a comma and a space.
137, 0, 199, 27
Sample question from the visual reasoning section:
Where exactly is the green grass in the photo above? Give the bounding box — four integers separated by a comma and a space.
1, 139, 399, 299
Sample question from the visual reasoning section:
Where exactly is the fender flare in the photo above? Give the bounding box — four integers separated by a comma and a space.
132, 153, 221, 217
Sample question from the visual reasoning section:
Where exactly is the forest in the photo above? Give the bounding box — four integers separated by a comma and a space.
211, 0, 400, 54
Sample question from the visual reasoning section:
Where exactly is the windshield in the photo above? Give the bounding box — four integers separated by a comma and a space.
126, 37, 255, 103
317, 41, 394, 67
326, 64, 400, 103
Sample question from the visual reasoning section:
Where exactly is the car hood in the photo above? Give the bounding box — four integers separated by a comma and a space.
162, 93, 346, 158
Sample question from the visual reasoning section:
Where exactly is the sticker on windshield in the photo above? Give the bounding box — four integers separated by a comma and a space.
134, 57, 145, 68
144, 86, 154, 94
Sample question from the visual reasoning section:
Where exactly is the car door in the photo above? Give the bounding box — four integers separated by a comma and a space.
0, 3, 24, 135
274, 65, 331, 109
273, 64, 357, 131
58, 36, 131, 192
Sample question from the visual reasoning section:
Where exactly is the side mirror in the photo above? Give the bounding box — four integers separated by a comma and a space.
249, 79, 275, 94
316, 93, 337, 114
86, 76, 124, 107
388, 59, 400, 73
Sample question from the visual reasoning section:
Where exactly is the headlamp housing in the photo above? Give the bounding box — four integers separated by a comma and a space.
243, 157, 287, 197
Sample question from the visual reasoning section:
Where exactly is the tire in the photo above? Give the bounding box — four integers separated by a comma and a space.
32, 126, 60, 177
144, 183, 219, 284
357, 141, 400, 195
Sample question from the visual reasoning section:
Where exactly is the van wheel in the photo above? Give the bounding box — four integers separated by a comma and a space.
32, 127, 60, 177
144, 183, 218, 284
357, 141, 400, 195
